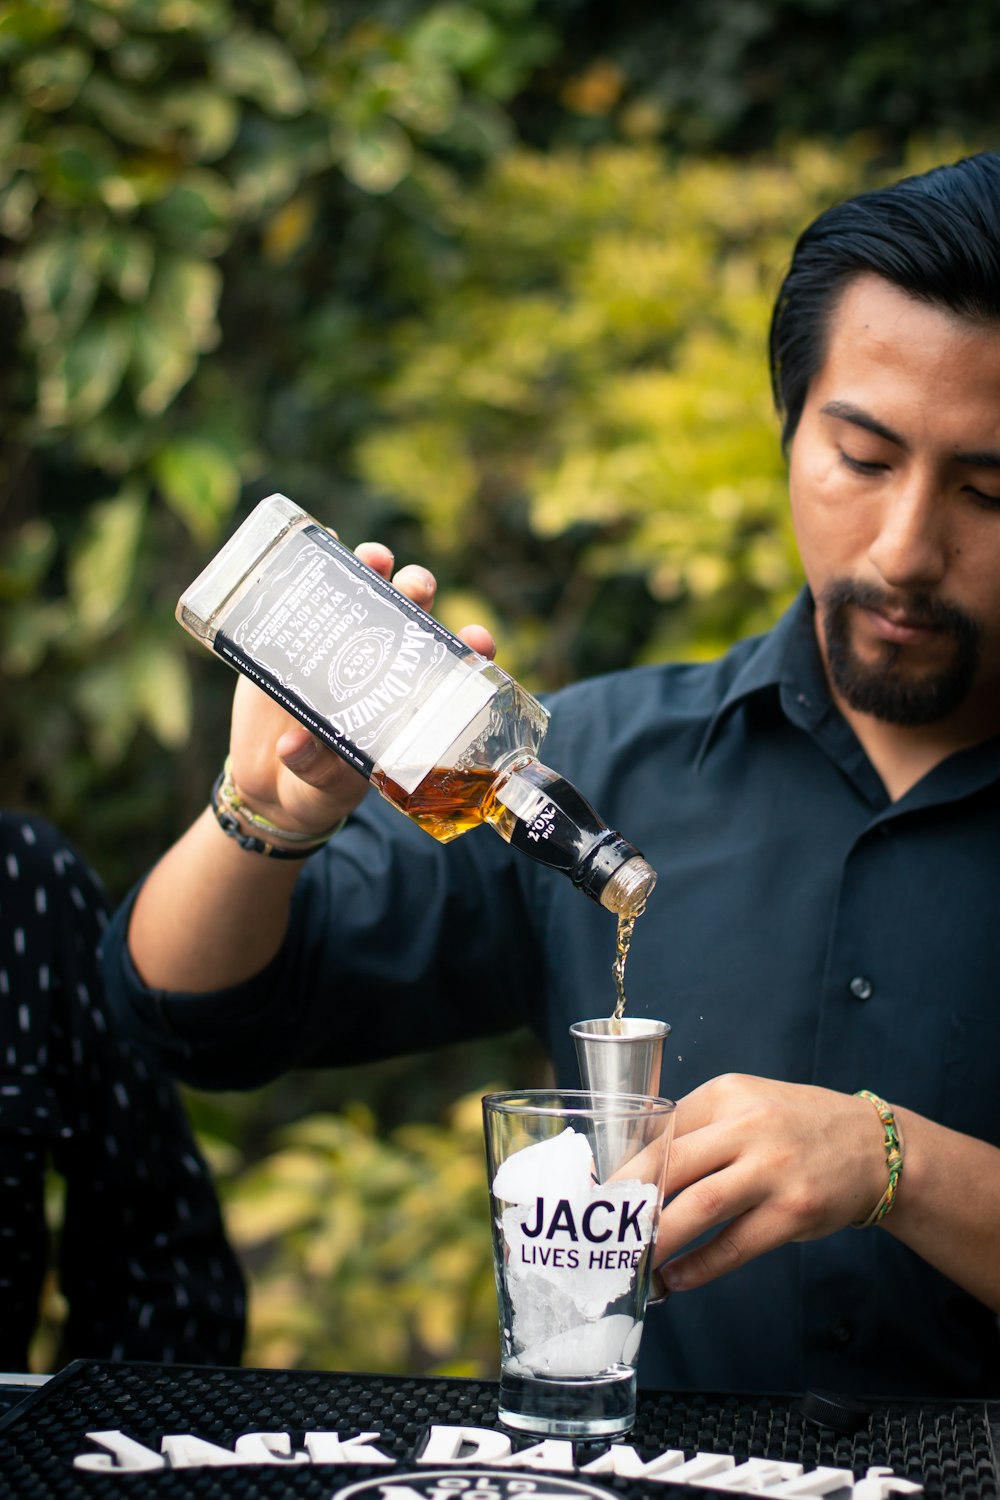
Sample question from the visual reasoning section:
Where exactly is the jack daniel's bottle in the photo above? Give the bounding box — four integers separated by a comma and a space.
177, 494, 656, 917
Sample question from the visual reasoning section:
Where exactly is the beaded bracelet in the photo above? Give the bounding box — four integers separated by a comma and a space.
210, 762, 344, 861
852, 1089, 905, 1228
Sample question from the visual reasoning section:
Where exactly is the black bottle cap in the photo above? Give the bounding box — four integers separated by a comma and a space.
571, 831, 642, 903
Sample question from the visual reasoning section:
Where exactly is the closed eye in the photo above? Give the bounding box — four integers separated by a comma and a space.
965, 485, 1000, 511
839, 450, 888, 476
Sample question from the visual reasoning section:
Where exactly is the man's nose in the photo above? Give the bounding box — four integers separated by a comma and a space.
867, 473, 949, 591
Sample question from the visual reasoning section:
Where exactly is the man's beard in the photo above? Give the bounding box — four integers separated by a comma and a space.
819, 579, 981, 726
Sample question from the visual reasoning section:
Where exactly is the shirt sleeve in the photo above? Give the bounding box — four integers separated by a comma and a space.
101, 789, 542, 1091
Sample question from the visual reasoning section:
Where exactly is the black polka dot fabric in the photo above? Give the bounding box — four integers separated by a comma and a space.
0, 813, 246, 1371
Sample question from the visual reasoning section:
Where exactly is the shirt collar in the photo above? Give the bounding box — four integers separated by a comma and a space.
694, 587, 820, 769
694, 585, 1000, 811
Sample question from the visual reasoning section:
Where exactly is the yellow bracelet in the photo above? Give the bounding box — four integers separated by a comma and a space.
852, 1090, 904, 1228
220, 755, 343, 844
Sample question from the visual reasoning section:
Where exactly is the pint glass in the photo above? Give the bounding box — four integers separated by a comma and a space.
482, 1089, 675, 1440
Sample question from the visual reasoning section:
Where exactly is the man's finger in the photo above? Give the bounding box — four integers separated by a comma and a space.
275, 729, 344, 786
657, 1205, 790, 1292
661, 1114, 744, 1198
657, 1162, 750, 1255
391, 563, 437, 609
354, 541, 394, 576
458, 623, 496, 658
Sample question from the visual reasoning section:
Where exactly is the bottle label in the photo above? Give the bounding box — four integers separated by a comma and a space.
214, 523, 491, 790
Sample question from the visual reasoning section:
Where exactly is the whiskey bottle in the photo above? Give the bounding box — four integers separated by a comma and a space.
177, 493, 656, 917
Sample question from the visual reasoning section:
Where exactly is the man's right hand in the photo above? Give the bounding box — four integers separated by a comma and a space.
226, 542, 497, 844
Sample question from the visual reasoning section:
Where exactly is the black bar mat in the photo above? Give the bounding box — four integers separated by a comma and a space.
1, 1360, 998, 1499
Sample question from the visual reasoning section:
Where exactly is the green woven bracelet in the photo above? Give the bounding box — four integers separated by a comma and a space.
210, 762, 344, 860
852, 1089, 904, 1228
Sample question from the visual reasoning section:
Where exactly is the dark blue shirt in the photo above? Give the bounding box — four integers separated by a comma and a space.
103, 591, 1000, 1399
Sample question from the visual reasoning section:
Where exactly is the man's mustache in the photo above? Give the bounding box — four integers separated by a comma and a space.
819, 580, 979, 643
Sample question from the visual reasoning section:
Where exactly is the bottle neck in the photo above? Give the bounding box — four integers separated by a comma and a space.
489, 757, 656, 916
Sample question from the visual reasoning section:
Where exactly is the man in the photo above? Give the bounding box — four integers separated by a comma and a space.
102, 151, 1000, 1399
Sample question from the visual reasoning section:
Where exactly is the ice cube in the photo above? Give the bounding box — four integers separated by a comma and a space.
512, 1314, 639, 1377
492, 1127, 594, 1205
509, 1267, 586, 1352
622, 1320, 643, 1365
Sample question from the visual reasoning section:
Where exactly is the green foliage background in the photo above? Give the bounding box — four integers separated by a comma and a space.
3, 0, 992, 1374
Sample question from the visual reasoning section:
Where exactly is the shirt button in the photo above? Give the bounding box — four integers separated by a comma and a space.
849, 975, 874, 1000
830, 1317, 854, 1346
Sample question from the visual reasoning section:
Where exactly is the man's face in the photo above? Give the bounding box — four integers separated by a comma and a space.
788, 273, 1000, 731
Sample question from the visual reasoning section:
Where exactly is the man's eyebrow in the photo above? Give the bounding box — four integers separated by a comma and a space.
952, 447, 1000, 471
821, 398, 1000, 469
820, 400, 904, 446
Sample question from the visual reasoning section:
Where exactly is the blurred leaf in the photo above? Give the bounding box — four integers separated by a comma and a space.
261, 191, 316, 263
16, 231, 99, 340
414, 1288, 461, 1355
209, 28, 307, 116
0, 0, 70, 62
96, 225, 155, 303
131, 640, 192, 748
339, 121, 414, 194
434, 97, 512, 158
81, 70, 173, 148
0, 174, 37, 237
226, 1185, 321, 1243
124, 252, 221, 413
97, 153, 179, 213
106, 34, 165, 85
357, 420, 477, 543
37, 124, 118, 205
410, 6, 499, 72
128, 307, 199, 415
71, 653, 141, 765
160, 83, 240, 161
69, 631, 192, 762
66, 485, 145, 634
0, 519, 57, 599
147, 252, 221, 347
119, 0, 230, 36
37, 312, 132, 425
13, 40, 90, 111
193, 1131, 242, 1177
1, 599, 69, 675
144, 168, 237, 256
379, 61, 459, 137
303, 1200, 365, 1279
151, 437, 240, 541
0, 97, 26, 171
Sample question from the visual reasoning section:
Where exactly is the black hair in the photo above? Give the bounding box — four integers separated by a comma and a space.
768, 151, 1000, 448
